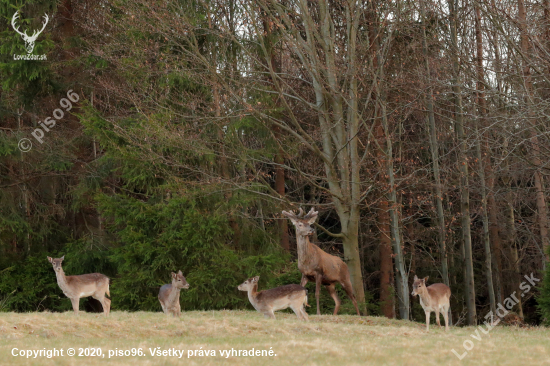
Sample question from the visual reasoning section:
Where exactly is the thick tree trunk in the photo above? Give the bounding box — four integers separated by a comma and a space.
340, 210, 367, 315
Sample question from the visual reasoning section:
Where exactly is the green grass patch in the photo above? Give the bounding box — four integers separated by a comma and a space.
0, 311, 548, 365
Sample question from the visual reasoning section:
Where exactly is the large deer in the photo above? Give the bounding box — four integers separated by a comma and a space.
411, 275, 451, 331
11, 11, 49, 54
282, 208, 360, 316
47, 256, 111, 315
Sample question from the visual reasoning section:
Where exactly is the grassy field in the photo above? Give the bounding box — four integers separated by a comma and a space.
0, 310, 549, 365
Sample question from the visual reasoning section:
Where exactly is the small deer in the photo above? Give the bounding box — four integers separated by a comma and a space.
47, 256, 111, 315
238, 276, 309, 321
411, 275, 451, 331
282, 208, 360, 316
158, 271, 189, 317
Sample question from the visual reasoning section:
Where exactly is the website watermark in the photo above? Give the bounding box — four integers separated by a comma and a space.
18, 90, 80, 152
451, 272, 540, 360
11, 10, 49, 60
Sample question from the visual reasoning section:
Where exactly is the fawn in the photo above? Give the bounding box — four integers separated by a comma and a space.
158, 270, 189, 317
47, 256, 111, 315
238, 276, 309, 321
411, 275, 451, 331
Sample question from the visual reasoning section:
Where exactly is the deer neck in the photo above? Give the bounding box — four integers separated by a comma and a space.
247, 284, 260, 309
296, 234, 314, 265
54, 268, 71, 293
167, 284, 181, 305
418, 287, 433, 306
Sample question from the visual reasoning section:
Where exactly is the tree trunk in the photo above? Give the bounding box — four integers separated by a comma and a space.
263, 7, 289, 251
474, 4, 497, 315
377, 123, 395, 318
420, 0, 450, 289
518, 0, 550, 265
341, 209, 367, 315
448, 0, 477, 325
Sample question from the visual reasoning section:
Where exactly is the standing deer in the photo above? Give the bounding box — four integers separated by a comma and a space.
411, 275, 451, 331
158, 270, 189, 317
238, 276, 309, 320
47, 256, 111, 315
282, 208, 360, 316
11, 11, 49, 54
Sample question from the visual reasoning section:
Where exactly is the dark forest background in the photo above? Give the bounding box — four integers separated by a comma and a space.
1, 0, 550, 326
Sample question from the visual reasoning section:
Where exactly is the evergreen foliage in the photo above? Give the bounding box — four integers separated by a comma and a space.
537, 251, 550, 325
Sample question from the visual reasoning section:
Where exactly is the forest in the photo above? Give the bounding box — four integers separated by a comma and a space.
1, 0, 550, 328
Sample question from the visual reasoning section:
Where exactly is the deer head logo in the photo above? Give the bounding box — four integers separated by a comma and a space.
11, 11, 49, 54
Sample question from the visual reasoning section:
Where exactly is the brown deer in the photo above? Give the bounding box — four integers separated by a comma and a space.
47, 256, 110, 315
158, 270, 189, 317
282, 208, 360, 316
411, 275, 451, 331
238, 276, 309, 320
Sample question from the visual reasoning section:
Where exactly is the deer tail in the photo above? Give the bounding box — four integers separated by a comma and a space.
106, 278, 111, 297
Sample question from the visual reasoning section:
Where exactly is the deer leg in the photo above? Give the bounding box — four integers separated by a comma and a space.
300, 274, 308, 287
325, 284, 341, 316
341, 280, 361, 316
70, 298, 80, 315
300, 306, 309, 321
435, 309, 441, 327
93, 292, 110, 316
443, 306, 450, 332
425, 311, 430, 332
103, 297, 111, 315
264, 310, 276, 320
174, 299, 181, 317
290, 305, 303, 320
315, 273, 322, 316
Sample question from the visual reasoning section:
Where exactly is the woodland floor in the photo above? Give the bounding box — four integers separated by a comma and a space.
0, 310, 548, 365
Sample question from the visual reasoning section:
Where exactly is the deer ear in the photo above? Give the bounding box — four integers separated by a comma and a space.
171, 272, 176, 279
413, 275, 418, 281
423, 276, 429, 283
60, 255, 65, 261
253, 276, 259, 282
177, 270, 183, 276
47, 256, 53, 263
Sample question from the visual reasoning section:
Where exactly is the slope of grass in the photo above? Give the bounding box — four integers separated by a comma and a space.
0, 311, 549, 365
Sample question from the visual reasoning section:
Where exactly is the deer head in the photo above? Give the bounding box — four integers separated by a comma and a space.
282, 207, 318, 237
171, 270, 190, 289
11, 11, 49, 54
238, 276, 259, 292
411, 275, 429, 296
47, 255, 65, 273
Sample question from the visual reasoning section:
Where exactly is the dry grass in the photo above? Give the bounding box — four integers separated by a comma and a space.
0, 311, 549, 365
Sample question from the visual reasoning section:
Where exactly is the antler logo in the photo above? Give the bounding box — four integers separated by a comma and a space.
11, 11, 49, 54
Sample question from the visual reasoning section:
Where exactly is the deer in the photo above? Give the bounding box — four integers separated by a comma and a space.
238, 276, 309, 321
47, 256, 111, 315
282, 208, 360, 316
158, 270, 189, 317
11, 11, 49, 54
411, 275, 451, 331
